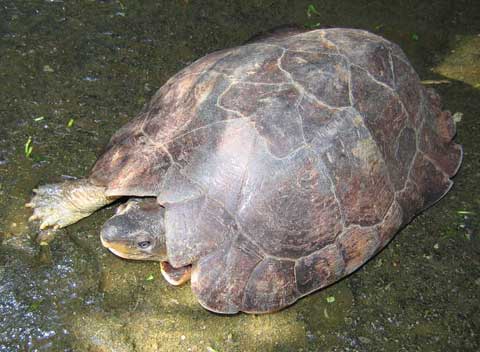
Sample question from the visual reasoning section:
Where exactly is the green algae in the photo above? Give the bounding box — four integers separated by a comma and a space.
1, 0, 479, 351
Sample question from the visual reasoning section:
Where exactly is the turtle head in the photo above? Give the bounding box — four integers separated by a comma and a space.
100, 198, 167, 261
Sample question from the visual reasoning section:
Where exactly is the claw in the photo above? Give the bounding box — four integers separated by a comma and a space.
53, 224, 60, 230
29, 214, 39, 222
40, 222, 49, 230
25, 202, 34, 208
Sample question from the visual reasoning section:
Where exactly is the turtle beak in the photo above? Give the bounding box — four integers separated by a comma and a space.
100, 230, 130, 257
100, 222, 135, 258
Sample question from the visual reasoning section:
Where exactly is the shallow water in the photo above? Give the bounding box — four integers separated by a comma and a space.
1, 0, 479, 351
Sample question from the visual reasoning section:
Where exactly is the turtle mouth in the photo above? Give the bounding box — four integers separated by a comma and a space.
106, 245, 155, 260
101, 236, 137, 259
101, 237, 161, 261
107, 246, 131, 259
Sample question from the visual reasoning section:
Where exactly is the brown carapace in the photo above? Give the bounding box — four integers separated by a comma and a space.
33, 28, 463, 314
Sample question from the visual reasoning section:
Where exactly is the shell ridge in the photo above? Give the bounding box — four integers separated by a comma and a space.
346, 106, 397, 212
162, 118, 248, 148
216, 79, 250, 119
350, 62, 414, 193
308, 145, 347, 230
235, 134, 258, 216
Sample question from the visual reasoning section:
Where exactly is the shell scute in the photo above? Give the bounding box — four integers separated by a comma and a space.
165, 119, 256, 214
392, 55, 423, 126
242, 258, 297, 314
213, 44, 289, 84
294, 244, 344, 295
282, 50, 351, 107
337, 226, 380, 275
376, 200, 404, 248
220, 82, 305, 157
237, 148, 343, 259
409, 152, 452, 210
350, 65, 415, 190
318, 108, 395, 227
324, 28, 396, 87
191, 235, 263, 314
165, 195, 237, 267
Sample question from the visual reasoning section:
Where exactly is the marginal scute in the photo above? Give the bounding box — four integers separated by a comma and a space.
91, 133, 171, 196
409, 152, 452, 210
104, 111, 149, 148
376, 200, 404, 249
242, 258, 297, 313
191, 235, 263, 314
418, 99, 463, 177
295, 244, 344, 295
397, 180, 424, 223
337, 226, 380, 275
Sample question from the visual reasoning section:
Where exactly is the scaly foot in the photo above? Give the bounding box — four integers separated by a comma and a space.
26, 179, 113, 230
161, 261, 192, 286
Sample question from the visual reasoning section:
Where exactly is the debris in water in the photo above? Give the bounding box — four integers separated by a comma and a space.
43, 65, 54, 72
306, 4, 321, 17
24, 137, 33, 158
452, 112, 463, 123
67, 118, 75, 128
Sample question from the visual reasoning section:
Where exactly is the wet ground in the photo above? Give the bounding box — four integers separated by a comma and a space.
0, 0, 479, 351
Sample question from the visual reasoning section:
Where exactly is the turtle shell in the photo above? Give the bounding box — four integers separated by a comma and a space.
89, 28, 462, 313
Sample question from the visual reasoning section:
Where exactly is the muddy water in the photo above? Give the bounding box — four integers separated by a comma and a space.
1, 0, 479, 351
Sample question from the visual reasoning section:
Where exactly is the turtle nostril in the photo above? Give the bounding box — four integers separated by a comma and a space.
137, 240, 151, 249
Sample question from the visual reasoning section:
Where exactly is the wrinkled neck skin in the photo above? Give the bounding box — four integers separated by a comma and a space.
100, 198, 168, 261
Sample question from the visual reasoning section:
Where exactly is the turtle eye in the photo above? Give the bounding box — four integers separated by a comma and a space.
137, 240, 151, 249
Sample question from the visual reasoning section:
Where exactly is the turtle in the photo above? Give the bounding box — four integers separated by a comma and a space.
27, 28, 462, 314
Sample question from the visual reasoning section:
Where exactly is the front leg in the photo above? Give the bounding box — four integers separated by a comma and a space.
160, 261, 192, 286
26, 179, 115, 230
